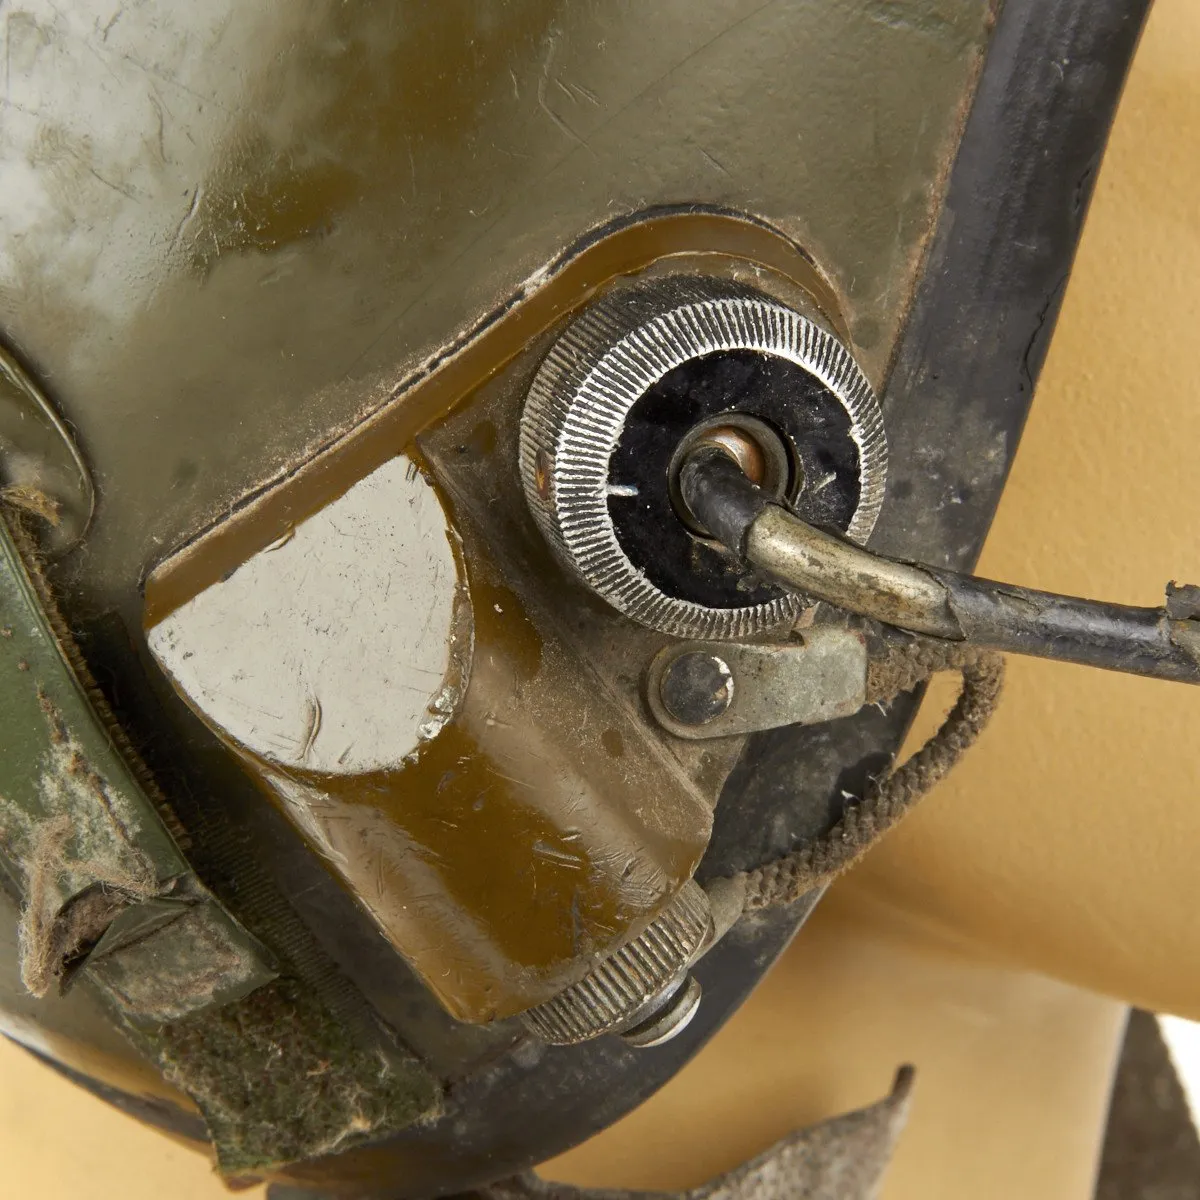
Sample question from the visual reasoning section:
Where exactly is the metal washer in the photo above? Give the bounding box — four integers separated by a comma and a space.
519, 276, 887, 639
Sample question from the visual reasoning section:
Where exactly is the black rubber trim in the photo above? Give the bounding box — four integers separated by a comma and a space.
678, 448, 775, 558
873, 0, 1153, 573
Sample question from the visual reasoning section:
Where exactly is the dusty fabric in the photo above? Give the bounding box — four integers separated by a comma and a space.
863, 637, 994, 706
154, 977, 440, 1177
734, 641, 1005, 912
3, 510, 193, 1002
2, 510, 192, 850
14, 769, 158, 997
87, 899, 276, 1024
3, 509, 438, 1171
16, 814, 148, 996
458, 1067, 914, 1200
0, 484, 61, 527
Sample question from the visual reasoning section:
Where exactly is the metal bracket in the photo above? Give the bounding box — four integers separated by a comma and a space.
645, 628, 868, 740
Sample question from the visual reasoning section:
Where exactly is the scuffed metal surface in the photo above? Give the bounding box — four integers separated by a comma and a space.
150, 428, 713, 1023
0, 0, 1076, 1192
645, 632, 869, 741
148, 454, 471, 775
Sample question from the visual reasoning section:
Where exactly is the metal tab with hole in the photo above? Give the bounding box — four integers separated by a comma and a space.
646, 628, 868, 740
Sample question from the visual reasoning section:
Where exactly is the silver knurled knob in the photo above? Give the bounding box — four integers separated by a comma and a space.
519, 275, 887, 639
522, 880, 713, 1046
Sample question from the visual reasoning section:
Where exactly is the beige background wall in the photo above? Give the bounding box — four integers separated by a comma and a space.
3, 1, 1199, 1195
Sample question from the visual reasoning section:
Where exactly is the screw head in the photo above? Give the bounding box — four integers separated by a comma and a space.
618, 975, 703, 1048
659, 652, 734, 726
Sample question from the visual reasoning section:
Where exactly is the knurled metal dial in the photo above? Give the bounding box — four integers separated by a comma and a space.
519, 275, 887, 639
521, 880, 712, 1046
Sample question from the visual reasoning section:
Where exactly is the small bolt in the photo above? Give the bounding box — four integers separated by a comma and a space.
659, 652, 734, 726
619, 975, 703, 1049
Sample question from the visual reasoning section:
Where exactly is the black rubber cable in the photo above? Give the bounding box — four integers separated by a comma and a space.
680, 447, 1200, 686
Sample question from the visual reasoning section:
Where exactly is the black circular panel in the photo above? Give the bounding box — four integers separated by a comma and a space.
607, 349, 861, 611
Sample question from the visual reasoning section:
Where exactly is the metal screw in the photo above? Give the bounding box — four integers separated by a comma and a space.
659, 652, 734, 726
618, 975, 703, 1048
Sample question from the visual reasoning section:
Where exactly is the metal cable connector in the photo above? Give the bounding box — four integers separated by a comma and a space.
679, 445, 1200, 686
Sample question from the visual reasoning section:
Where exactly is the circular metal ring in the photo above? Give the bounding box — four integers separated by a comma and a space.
519, 276, 887, 639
